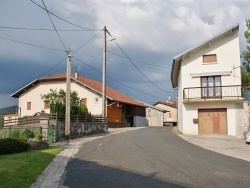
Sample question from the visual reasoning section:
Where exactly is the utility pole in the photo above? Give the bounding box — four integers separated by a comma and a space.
102, 26, 107, 118
65, 49, 71, 139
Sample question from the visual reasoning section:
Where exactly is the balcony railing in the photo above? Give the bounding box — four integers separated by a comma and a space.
183, 85, 242, 101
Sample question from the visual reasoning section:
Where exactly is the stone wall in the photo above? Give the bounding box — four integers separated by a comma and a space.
53, 121, 108, 142
235, 102, 250, 139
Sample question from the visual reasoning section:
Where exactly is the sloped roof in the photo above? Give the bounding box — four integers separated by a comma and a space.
153, 101, 177, 108
171, 24, 239, 88
11, 73, 145, 107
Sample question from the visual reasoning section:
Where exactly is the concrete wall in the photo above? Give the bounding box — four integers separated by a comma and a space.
235, 102, 250, 139
134, 116, 147, 127
18, 81, 103, 117
146, 107, 163, 126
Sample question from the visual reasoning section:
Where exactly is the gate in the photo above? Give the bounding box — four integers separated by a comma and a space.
48, 124, 54, 142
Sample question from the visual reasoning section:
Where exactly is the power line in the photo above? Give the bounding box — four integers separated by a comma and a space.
113, 40, 172, 94
29, 0, 101, 31
0, 35, 65, 52
73, 56, 172, 99
41, 0, 67, 50
72, 31, 102, 54
107, 50, 170, 69
0, 26, 93, 32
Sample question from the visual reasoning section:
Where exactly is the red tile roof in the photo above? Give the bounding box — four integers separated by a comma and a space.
12, 73, 145, 107
153, 100, 177, 108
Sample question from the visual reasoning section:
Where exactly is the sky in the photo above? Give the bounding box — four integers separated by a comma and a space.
0, 0, 250, 109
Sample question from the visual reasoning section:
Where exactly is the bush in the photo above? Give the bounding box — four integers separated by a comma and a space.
35, 133, 43, 140
11, 129, 20, 138
0, 138, 29, 155
20, 129, 34, 140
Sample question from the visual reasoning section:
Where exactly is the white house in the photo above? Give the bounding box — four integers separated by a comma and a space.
11, 73, 146, 127
171, 24, 243, 135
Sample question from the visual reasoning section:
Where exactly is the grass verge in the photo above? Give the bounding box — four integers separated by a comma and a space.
0, 147, 63, 188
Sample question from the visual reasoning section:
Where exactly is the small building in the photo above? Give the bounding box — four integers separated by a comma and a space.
144, 103, 168, 126
153, 100, 177, 126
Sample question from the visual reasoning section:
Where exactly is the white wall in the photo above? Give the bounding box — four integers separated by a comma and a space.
146, 107, 163, 126
181, 101, 238, 135
18, 80, 103, 117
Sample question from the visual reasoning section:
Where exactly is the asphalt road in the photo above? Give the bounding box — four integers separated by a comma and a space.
59, 127, 250, 188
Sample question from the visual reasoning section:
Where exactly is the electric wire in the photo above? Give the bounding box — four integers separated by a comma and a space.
0, 26, 93, 32
0, 35, 65, 52
73, 56, 170, 99
72, 31, 102, 54
29, 0, 101, 31
107, 50, 170, 69
114, 40, 172, 94
41, 0, 67, 50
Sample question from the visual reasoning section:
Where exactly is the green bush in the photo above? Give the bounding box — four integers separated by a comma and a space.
20, 129, 34, 140
11, 129, 20, 138
35, 133, 43, 140
0, 138, 29, 155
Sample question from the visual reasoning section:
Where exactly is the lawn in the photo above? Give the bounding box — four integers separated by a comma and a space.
0, 147, 63, 188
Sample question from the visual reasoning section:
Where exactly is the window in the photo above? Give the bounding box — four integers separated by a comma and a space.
201, 76, 221, 98
203, 54, 217, 63
95, 97, 99, 103
44, 102, 49, 109
81, 98, 87, 106
27, 102, 31, 110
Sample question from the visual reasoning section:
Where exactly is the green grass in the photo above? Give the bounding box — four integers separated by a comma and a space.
0, 147, 63, 188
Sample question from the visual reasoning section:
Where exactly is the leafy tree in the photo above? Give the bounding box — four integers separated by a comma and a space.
41, 89, 90, 116
242, 19, 250, 89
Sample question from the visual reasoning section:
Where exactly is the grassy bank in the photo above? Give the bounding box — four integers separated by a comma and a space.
0, 147, 63, 188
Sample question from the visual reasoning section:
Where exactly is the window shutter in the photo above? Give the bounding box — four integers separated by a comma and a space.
203, 54, 217, 63
27, 102, 31, 110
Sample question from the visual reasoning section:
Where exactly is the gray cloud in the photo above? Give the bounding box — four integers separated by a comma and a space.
0, 0, 249, 108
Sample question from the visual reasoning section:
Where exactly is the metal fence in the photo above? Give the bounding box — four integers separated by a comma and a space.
183, 85, 242, 100
51, 114, 107, 123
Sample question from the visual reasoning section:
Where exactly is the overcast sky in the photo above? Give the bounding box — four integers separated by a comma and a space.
0, 0, 249, 109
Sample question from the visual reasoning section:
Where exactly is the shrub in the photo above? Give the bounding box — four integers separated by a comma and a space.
20, 129, 34, 140
11, 129, 20, 138
0, 138, 29, 155
35, 133, 43, 140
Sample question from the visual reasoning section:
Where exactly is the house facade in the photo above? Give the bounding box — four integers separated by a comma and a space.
144, 104, 168, 126
171, 24, 243, 135
153, 100, 177, 126
11, 73, 146, 127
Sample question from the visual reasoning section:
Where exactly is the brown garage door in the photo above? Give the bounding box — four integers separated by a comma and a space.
198, 108, 227, 134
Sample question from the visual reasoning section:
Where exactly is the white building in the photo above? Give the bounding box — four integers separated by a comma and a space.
171, 24, 243, 135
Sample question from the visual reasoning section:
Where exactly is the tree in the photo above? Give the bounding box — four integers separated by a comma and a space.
41, 89, 90, 116
242, 19, 250, 89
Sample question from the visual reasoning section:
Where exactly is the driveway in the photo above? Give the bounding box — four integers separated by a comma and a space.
37, 126, 250, 188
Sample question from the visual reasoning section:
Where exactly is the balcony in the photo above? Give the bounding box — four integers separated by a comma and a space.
183, 85, 242, 102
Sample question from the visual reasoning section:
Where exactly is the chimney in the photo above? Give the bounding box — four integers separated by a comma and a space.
75, 72, 79, 79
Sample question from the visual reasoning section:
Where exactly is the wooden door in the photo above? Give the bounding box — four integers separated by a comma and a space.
198, 109, 227, 134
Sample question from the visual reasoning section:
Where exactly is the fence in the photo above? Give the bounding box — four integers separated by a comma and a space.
0, 126, 42, 139
50, 114, 107, 123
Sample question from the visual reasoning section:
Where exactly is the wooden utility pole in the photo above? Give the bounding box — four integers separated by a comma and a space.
102, 26, 107, 117
65, 49, 71, 138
